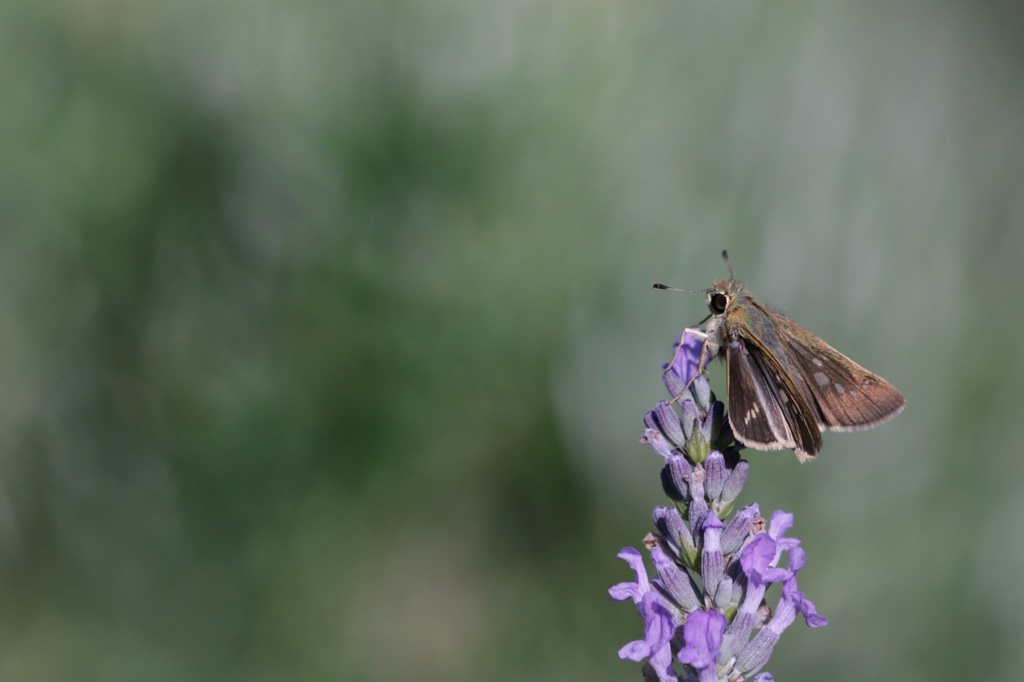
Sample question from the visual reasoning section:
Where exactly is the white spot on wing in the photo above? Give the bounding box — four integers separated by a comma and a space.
834, 383, 845, 394
812, 358, 824, 367
814, 372, 829, 387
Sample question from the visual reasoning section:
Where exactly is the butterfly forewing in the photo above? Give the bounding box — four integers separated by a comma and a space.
724, 329, 822, 456
773, 315, 907, 431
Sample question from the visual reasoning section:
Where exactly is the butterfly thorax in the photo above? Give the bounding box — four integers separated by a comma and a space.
704, 279, 791, 364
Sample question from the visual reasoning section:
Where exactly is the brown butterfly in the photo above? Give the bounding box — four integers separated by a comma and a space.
656, 253, 905, 461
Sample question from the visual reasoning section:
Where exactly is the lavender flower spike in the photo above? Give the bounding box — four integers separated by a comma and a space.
613, 328, 829, 680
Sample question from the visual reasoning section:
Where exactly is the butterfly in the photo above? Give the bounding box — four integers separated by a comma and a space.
657, 253, 905, 461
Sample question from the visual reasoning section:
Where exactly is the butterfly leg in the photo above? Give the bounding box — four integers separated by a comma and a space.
665, 328, 716, 405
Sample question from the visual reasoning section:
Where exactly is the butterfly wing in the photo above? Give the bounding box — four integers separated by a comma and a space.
773, 314, 906, 432
724, 327, 823, 459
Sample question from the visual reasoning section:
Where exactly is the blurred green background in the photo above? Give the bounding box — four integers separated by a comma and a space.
3, 2, 1023, 681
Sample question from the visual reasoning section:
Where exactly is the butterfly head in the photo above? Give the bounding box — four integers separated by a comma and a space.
705, 279, 747, 317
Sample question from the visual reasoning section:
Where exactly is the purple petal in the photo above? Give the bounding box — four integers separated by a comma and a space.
781, 578, 829, 628
676, 608, 727, 671
739, 535, 777, 583
665, 329, 704, 388
618, 590, 680, 666
787, 546, 806, 573
609, 547, 649, 602
767, 510, 794, 542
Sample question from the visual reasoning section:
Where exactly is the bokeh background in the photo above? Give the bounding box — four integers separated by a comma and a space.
3, 3, 1023, 681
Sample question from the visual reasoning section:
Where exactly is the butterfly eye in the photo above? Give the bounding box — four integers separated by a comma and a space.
709, 292, 729, 314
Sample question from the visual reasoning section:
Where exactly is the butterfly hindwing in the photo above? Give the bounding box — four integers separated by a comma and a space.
724, 327, 822, 457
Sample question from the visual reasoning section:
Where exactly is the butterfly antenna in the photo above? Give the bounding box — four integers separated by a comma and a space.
721, 250, 733, 278
652, 283, 710, 293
